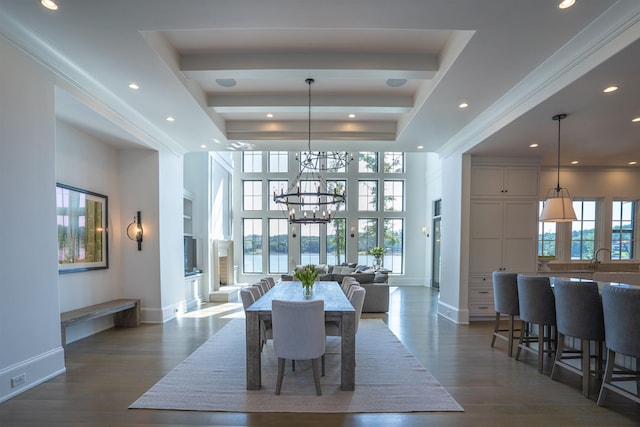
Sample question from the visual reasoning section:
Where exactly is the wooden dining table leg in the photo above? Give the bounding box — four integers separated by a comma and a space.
246, 311, 262, 390
341, 310, 356, 391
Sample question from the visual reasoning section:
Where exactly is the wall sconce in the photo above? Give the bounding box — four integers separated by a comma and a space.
291, 225, 297, 238
421, 226, 429, 238
126, 211, 143, 250
350, 226, 356, 238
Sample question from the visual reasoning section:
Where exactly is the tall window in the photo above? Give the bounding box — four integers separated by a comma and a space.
243, 180, 262, 211
300, 180, 320, 212
269, 180, 288, 210
243, 152, 262, 173
327, 218, 347, 266
383, 152, 404, 173
571, 200, 596, 260
357, 218, 378, 265
358, 152, 378, 173
358, 180, 378, 211
327, 180, 347, 211
538, 201, 557, 256
300, 223, 320, 265
268, 219, 288, 273
384, 218, 403, 273
612, 200, 635, 260
269, 151, 288, 173
383, 180, 404, 211
243, 219, 262, 273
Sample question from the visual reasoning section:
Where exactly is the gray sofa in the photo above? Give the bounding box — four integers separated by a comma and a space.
280, 264, 389, 312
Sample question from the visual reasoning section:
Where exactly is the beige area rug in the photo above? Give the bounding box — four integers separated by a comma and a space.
129, 318, 463, 413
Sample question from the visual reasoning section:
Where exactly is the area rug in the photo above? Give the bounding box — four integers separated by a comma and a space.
129, 318, 463, 413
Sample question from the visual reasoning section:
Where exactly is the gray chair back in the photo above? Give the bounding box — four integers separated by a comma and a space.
601, 284, 640, 358
252, 283, 265, 297
247, 285, 261, 301
553, 279, 604, 341
349, 285, 366, 333
240, 288, 256, 310
492, 271, 519, 315
262, 277, 276, 287
517, 275, 556, 326
272, 299, 325, 361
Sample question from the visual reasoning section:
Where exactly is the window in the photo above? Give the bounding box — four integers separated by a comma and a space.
327, 180, 347, 211
384, 218, 403, 273
327, 154, 348, 173
357, 218, 378, 265
327, 219, 347, 266
268, 219, 288, 273
383, 180, 404, 211
243, 180, 262, 211
383, 152, 404, 173
358, 152, 378, 173
243, 219, 262, 273
300, 223, 320, 265
269, 180, 288, 211
612, 200, 635, 260
571, 200, 596, 260
538, 201, 557, 256
243, 152, 262, 173
300, 180, 320, 212
269, 151, 288, 173
358, 180, 378, 211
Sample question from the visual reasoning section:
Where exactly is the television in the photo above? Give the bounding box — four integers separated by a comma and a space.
184, 236, 199, 275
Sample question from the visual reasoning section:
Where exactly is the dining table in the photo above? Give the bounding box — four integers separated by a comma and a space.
245, 280, 356, 391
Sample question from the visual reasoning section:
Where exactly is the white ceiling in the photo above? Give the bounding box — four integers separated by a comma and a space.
0, 0, 639, 167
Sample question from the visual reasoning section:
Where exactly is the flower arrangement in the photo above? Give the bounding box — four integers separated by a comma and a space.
369, 246, 385, 260
294, 264, 319, 297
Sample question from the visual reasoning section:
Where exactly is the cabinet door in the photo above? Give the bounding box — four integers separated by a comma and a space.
503, 200, 538, 238
504, 166, 538, 197
470, 201, 503, 238
470, 166, 504, 196
469, 237, 503, 272
503, 237, 537, 272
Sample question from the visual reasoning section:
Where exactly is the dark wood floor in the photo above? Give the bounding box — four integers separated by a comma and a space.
1, 286, 639, 426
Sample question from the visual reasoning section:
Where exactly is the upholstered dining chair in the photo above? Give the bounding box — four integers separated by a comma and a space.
491, 271, 520, 357
515, 274, 557, 374
260, 278, 273, 291
551, 279, 605, 398
597, 284, 640, 406
327, 285, 366, 336
251, 282, 265, 297
247, 285, 262, 302
240, 287, 271, 349
262, 276, 276, 288
240, 287, 255, 310
272, 299, 325, 396
341, 277, 358, 294
256, 280, 270, 295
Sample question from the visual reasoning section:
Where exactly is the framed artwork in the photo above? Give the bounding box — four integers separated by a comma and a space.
56, 183, 109, 273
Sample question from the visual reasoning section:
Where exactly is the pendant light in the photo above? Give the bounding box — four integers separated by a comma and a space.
540, 113, 577, 222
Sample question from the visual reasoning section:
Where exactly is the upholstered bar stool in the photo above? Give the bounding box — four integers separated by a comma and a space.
516, 274, 557, 374
597, 284, 640, 406
551, 279, 605, 398
491, 271, 520, 356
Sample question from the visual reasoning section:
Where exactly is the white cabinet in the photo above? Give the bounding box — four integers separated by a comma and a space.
183, 196, 193, 236
470, 165, 538, 197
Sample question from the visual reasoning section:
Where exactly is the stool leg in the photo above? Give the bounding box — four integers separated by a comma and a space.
508, 314, 515, 357
581, 338, 591, 398
491, 312, 500, 347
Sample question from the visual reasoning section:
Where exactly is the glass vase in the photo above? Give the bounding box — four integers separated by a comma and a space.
302, 283, 313, 298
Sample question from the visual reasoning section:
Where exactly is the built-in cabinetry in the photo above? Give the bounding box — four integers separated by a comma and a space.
468, 162, 539, 319
183, 196, 193, 236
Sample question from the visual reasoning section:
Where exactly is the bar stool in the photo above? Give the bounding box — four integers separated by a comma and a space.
550, 279, 604, 398
491, 271, 520, 357
515, 274, 557, 374
597, 284, 640, 406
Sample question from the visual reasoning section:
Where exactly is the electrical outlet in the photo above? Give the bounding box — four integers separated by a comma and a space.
11, 373, 26, 388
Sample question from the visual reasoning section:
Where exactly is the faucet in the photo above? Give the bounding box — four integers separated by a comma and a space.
592, 247, 612, 269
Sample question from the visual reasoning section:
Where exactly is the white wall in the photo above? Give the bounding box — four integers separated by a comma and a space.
423, 152, 442, 287
55, 121, 124, 343
0, 36, 65, 403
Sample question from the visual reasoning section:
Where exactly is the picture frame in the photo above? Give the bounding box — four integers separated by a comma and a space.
56, 183, 109, 273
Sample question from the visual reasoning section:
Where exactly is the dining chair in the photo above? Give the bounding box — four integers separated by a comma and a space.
515, 274, 557, 374
256, 280, 270, 295
551, 279, 605, 398
251, 283, 265, 297
272, 299, 325, 396
597, 284, 640, 406
240, 287, 255, 310
327, 285, 366, 336
247, 285, 262, 302
491, 271, 521, 357
262, 276, 276, 288
240, 287, 271, 349
345, 281, 361, 299
341, 277, 358, 294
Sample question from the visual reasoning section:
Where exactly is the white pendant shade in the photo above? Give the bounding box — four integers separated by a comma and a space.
540, 189, 576, 222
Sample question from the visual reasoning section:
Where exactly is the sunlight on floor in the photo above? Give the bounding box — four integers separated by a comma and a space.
182, 302, 244, 319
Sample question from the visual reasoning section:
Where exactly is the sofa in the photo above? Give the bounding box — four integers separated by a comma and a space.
280, 264, 389, 313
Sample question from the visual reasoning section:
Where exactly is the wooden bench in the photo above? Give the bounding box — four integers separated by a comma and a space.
60, 299, 140, 348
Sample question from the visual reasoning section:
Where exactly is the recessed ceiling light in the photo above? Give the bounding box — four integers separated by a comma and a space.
558, 0, 575, 9
200, 144, 207, 149
166, 116, 175, 122
216, 78, 237, 88
41, 0, 58, 10
632, 117, 640, 123
266, 113, 273, 118
459, 102, 469, 109
128, 82, 139, 90
386, 79, 407, 87
529, 143, 539, 148
603, 86, 619, 93
348, 113, 356, 119
571, 160, 579, 165
629, 161, 637, 165
417, 145, 424, 150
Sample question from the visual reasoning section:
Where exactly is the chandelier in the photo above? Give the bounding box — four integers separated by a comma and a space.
273, 78, 350, 224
